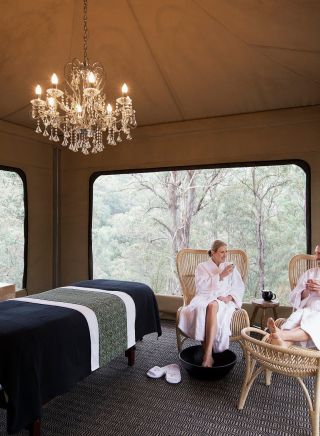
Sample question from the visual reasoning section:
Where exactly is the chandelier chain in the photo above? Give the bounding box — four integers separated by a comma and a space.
83, 0, 88, 66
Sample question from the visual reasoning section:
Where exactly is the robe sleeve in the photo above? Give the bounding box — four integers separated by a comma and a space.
229, 266, 245, 309
195, 263, 220, 296
289, 270, 310, 309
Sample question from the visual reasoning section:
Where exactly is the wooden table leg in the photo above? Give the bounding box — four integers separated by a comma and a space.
250, 307, 259, 326
125, 346, 136, 366
273, 307, 278, 320
261, 309, 266, 329
27, 419, 40, 436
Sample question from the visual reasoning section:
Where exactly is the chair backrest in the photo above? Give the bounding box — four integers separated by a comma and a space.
176, 248, 248, 306
288, 254, 318, 290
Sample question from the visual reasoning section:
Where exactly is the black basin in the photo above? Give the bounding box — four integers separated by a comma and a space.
179, 345, 237, 380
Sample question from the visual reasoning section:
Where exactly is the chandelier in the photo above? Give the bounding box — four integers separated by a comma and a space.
30, 0, 136, 154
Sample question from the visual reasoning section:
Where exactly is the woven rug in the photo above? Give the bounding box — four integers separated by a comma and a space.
0, 321, 313, 435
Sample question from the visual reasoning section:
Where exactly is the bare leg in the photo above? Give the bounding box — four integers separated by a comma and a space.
267, 317, 310, 348
202, 301, 219, 367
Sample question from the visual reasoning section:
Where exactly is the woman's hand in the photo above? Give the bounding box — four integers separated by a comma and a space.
306, 279, 320, 296
218, 295, 233, 303
219, 264, 234, 281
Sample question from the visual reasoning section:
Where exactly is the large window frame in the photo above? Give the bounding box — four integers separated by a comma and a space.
88, 159, 311, 293
0, 165, 28, 289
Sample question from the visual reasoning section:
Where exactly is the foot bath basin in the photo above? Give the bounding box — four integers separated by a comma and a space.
179, 345, 236, 380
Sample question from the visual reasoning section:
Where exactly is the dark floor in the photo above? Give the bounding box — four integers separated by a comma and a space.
0, 321, 313, 435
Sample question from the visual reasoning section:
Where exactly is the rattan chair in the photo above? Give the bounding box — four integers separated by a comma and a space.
175, 248, 250, 352
239, 327, 320, 436
289, 253, 318, 290
269, 253, 318, 386
274, 253, 318, 329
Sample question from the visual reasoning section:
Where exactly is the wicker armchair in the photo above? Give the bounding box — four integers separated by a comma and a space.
239, 327, 320, 436
289, 253, 318, 290
175, 248, 250, 352
275, 253, 318, 330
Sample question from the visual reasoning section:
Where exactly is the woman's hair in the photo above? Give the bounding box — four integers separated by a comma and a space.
208, 239, 227, 257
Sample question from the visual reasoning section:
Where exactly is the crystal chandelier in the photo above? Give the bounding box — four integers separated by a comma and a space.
30, 0, 136, 154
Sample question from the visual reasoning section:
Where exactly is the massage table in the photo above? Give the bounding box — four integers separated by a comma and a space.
0, 279, 162, 435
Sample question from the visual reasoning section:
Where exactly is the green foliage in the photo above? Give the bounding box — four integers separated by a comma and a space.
92, 165, 307, 304
0, 170, 25, 289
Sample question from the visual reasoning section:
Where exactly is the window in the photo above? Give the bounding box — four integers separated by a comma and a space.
0, 167, 27, 289
91, 162, 308, 304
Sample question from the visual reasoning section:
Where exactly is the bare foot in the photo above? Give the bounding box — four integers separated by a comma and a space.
202, 355, 214, 367
267, 317, 279, 334
264, 334, 273, 344
269, 332, 289, 348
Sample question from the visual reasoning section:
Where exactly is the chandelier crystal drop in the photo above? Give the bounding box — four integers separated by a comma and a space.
30, 0, 136, 154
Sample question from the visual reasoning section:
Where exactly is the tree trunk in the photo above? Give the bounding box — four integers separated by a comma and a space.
252, 168, 265, 293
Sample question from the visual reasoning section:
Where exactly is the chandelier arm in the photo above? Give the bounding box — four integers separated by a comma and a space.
64, 63, 77, 100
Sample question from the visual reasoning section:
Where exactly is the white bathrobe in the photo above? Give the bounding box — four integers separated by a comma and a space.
282, 267, 320, 350
178, 259, 245, 352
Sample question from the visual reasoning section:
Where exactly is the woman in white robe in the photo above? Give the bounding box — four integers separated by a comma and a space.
267, 244, 320, 349
178, 240, 245, 367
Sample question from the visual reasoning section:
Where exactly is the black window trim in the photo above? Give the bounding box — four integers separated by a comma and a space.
88, 159, 311, 280
0, 165, 28, 289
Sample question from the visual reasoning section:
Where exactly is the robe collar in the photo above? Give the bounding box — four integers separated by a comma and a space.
207, 258, 226, 273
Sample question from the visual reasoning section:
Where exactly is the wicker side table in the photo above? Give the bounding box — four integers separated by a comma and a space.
250, 298, 279, 329
0, 282, 15, 301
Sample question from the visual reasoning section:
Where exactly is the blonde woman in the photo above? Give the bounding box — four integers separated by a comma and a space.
267, 244, 320, 350
178, 240, 245, 367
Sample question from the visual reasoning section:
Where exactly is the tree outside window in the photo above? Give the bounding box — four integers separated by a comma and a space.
0, 169, 25, 289
92, 164, 307, 304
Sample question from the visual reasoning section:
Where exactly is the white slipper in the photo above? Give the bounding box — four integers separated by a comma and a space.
146, 366, 167, 379
165, 364, 181, 384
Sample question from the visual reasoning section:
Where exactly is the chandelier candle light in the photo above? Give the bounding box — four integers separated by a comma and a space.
30, 0, 136, 154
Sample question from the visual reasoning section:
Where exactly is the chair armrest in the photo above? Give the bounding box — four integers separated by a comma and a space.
231, 308, 250, 338
176, 306, 183, 324
241, 326, 320, 377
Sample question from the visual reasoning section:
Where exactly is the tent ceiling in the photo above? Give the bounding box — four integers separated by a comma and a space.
1, 0, 320, 131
